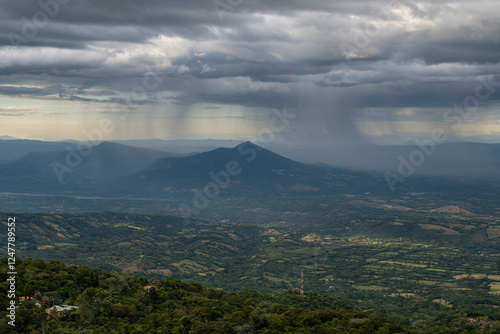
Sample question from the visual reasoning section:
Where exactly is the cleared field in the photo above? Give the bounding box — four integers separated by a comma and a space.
470, 274, 488, 279
453, 274, 470, 280
489, 282, 500, 291
352, 285, 389, 291
264, 275, 289, 283
487, 227, 500, 239
379, 261, 427, 268
37, 245, 55, 250
432, 299, 452, 307
418, 224, 460, 235
172, 260, 208, 274
417, 280, 440, 286
390, 293, 416, 297
426, 268, 448, 272
44, 221, 67, 232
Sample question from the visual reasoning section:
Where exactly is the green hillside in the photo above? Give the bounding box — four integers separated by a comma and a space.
0, 258, 411, 333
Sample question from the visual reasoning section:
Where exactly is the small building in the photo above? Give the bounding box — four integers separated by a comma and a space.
46, 305, 79, 317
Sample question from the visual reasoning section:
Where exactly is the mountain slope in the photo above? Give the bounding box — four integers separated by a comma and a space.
0, 142, 172, 191
121, 141, 368, 194
0, 139, 78, 162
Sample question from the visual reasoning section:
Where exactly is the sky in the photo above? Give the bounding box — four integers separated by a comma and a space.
0, 0, 499, 144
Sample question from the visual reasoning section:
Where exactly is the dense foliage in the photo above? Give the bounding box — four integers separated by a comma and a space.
0, 258, 413, 333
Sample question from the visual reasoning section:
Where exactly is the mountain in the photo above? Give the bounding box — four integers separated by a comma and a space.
119, 141, 373, 194
0, 142, 172, 191
1, 139, 497, 197
0, 139, 79, 162
114, 138, 243, 155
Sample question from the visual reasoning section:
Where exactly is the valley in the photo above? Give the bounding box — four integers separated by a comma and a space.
1, 140, 500, 331
2, 191, 499, 329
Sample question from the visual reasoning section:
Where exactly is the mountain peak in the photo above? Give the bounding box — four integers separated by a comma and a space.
94, 141, 124, 149
234, 141, 262, 150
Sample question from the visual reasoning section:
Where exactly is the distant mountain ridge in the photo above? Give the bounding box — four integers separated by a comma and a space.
0, 140, 377, 195
3, 138, 500, 180
0, 139, 78, 162
0, 142, 172, 191
0, 139, 499, 196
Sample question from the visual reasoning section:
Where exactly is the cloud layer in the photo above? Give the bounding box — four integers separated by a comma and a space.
1, 0, 499, 142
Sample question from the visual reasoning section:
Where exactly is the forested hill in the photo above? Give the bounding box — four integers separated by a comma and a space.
0, 258, 412, 333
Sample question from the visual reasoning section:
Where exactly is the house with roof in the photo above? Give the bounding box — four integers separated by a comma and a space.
46, 305, 79, 317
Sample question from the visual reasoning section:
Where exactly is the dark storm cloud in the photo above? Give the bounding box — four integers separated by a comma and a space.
0, 83, 83, 98
0, 85, 44, 96
0, 0, 499, 133
170, 53, 332, 80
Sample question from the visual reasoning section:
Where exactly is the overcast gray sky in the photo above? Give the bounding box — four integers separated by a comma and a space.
0, 0, 499, 144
